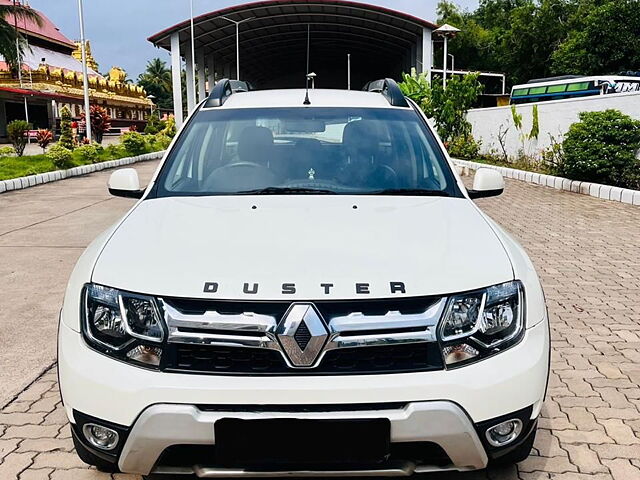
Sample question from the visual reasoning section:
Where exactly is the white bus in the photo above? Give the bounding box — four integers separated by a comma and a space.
510, 75, 640, 105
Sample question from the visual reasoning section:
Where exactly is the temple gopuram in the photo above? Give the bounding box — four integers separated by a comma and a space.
0, 0, 152, 138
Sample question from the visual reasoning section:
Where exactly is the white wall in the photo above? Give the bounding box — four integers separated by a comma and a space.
466, 91, 640, 158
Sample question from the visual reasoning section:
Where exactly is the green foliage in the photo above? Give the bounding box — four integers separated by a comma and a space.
138, 58, 174, 110
160, 115, 177, 138
7, 120, 31, 157
144, 115, 165, 135
551, 0, 640, 76
122, 131, 147, 156
510, 105, 523, 130
398, 69, 431, 104
75, 143, 100, 164
47, 144, 74, 170
398, 71, 483, 142
447, 135, 482, 160
530, 105, 540, 140
59, 106, 75, 150
558, 110, 640, 188
0, 4, 42, 74
0, 146, 15, 157
435, 0, 640, 85
152, 133, 172, 150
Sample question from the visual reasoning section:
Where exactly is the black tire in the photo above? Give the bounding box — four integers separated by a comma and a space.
490, 425, 537, 466
72, 431, 119, 473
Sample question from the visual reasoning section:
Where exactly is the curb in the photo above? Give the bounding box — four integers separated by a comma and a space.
0, 150, 165, 195
452, 158, 640, 206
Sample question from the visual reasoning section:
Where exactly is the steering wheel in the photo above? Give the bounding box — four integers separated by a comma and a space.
204, 162, 278, 191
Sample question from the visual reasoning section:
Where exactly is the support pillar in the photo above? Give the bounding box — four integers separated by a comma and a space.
185, 45, 196, 113
207, 54, 216, 93
223, 63, 231, 79
422, 27, 433, 83
170, 32, 183, 127
197, 49, 206, 102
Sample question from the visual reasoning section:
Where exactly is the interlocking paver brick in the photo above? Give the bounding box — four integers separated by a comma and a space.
1, 172, 639, 479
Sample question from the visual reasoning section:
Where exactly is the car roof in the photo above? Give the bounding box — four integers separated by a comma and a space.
210, 88, 407, 109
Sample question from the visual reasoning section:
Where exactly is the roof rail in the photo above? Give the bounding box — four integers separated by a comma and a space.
204, 78, 234, 108
363, 78, 409, 107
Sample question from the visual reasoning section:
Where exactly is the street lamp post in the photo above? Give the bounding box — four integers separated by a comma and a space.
220, 16, 254, 80
434, 24, 460, 89
77, 0, 92, 142
147, 94, 156, 119
189, 0, 196, 102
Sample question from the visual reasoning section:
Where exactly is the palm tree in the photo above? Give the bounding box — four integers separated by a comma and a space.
0, 2, 43, 74
138, 58, 173, 109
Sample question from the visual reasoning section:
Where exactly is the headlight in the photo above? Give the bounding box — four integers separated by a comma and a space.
438, 281, 524, 367
82, 284, 164, 368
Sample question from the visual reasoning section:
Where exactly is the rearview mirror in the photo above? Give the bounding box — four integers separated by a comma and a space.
108, 168, 145, 199
468, 168, 504, 199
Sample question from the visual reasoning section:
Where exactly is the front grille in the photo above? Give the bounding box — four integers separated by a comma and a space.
161, 296, 445, 376
164, 343, 443, 375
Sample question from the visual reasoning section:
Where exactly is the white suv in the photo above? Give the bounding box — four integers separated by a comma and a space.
58, 79, 550, 477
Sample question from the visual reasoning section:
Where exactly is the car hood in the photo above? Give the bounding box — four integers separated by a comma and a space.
92, 196, 513, 299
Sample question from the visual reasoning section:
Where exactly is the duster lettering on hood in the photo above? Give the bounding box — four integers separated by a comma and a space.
203, 282, 407, 295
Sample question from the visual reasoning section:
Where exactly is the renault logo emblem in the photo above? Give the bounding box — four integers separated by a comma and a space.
276, 303, 328, 367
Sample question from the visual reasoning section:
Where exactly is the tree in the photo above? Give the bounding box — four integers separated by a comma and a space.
7, 119, 31, 156
0, 3, 42, 74
552, 0, 640, 75
138, 58, 173, 110
59, 107, 75, 150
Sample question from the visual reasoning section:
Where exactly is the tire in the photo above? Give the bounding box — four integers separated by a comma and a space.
72, 431, 119, 473
490, 424, 537, 466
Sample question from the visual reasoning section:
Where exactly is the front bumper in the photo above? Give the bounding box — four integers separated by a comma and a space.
59, 319, 549, 475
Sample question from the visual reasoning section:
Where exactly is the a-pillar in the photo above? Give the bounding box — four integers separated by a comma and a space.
170, 32, 184, 127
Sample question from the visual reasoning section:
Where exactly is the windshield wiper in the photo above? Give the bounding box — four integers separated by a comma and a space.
366, 188, 450, 197
236, 187, 337, 195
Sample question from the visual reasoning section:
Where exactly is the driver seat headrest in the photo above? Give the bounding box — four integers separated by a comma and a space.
238, 126, 274, 165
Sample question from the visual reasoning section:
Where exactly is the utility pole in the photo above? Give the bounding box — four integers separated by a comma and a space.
77, 0, 92, 142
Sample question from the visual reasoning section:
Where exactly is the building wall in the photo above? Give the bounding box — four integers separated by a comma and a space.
466, 91, 640, 158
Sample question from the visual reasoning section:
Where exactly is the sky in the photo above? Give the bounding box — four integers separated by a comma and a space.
28, 0, 479, 79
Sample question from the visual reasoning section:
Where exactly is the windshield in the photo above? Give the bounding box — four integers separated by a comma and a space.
154, 107, 460, 197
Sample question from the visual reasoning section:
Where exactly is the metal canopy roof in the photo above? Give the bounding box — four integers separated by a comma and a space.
148, 0, 436, 89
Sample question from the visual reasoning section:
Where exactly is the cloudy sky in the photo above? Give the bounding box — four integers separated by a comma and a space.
28, 0, 478, 79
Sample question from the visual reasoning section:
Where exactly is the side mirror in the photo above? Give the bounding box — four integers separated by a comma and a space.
468, 168, 504, 199
108, 168, 145, 199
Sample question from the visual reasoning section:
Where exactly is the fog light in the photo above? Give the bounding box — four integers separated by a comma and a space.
82, 423, 119, 451
443, 343, 479, 365
486, 419, 522, 447
126, 345, 162, 366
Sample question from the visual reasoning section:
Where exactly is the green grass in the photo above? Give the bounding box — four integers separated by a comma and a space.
0, 143, 162, 181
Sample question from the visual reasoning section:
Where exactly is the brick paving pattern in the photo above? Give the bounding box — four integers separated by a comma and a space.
1, 176, 639, 479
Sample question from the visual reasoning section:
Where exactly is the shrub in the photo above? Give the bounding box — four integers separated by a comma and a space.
447, 135, 481, 160
152, 133, 171, 150
36, 129, 53, 153
160, 115, 176, 138
558, 110, 640, 188
144, 115, 165, 135
7, 120, 32, 156
122, 131, 147, 156
59, 107, 75, 150
75, 143, 100, 163
81, 105, 111, 144
0, 146, 15, 157
48, 144, 74, 170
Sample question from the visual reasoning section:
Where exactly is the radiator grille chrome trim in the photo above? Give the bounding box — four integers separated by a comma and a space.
162, 297, 446, 370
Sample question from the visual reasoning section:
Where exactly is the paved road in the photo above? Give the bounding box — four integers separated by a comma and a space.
0, 160, 160, 407
1, 166, 640, 479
